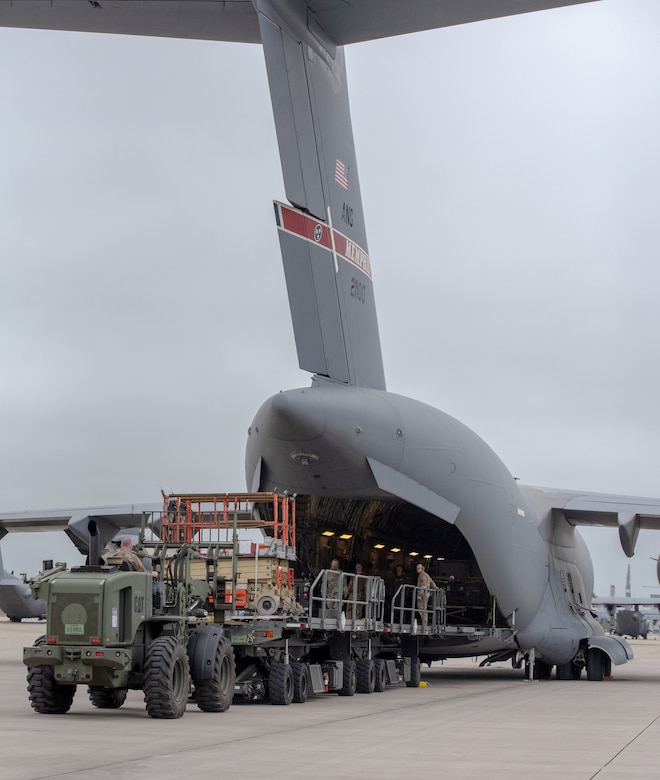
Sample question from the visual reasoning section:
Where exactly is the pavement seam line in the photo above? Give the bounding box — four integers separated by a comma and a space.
588, 713, 660, 779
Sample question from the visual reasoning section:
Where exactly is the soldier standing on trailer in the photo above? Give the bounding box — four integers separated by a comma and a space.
345, 562, 367, 619
415, 562, 437, 628
326, 558, 342, 615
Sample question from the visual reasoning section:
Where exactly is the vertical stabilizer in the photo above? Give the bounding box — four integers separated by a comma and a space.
256, 1, 386, 390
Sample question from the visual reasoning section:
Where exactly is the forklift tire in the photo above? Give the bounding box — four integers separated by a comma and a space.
338, 660, 357, 697
356, 659, 376, 694
88, 687, 128, 709
291, 662, 309, 703
374, 658, 387, 692
406, 655, 421, 688
27, 636, 76, 714
268, 663, 294, 705
144, 636, 190, 718
195, 636, 235, 713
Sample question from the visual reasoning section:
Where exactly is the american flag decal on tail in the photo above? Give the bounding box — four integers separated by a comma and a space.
334, 158, 349, 190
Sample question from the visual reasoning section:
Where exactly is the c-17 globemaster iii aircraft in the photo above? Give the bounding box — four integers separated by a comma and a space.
1, 0, 660, 681
0, 546, 46, 623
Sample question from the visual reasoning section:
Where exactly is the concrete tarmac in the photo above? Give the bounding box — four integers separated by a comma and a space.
2, 619, 660, 780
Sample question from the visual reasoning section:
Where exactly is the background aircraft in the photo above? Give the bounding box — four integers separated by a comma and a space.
0, 546, 46, 622
1, 1, 660, 676
593, 565, 660, 639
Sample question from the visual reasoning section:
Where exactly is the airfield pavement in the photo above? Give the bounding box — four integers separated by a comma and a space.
1, 619, 660, 780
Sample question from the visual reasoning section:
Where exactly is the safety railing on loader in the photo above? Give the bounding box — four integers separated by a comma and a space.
389, 584, 446, 635
307, 569, 386, 632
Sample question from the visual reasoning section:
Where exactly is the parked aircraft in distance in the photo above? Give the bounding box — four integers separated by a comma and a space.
0, 547, 46, 623
593, 567, 660, 640
1, 0, 660, 681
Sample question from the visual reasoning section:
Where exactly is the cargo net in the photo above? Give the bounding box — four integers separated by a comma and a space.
159, 492, 296, 553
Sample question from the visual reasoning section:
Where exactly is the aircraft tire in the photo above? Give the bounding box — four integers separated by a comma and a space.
555, 663, 573, 680
406, 655, 421, 688
27, 637, 75, 714
338, 660, 357, 696
268, 662, 294, 705
194, 635, 235, 713
8, 616, 22, 623
88, 687, 128, 708
144, 636, 190, 718
524, 659, 552, 680
291, 662, 309, 703
356, 658, 375, 694
586, 648, 606, 681
374, 658, 387, 692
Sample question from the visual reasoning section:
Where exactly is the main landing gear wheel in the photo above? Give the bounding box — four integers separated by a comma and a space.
144, 636, 190, 719
27, 636, 76, 715
194, 635, 235, 713
587, 648, 611, 681
291, 662, 309, 703
374, 658, 387, 692
356, 659, 375, 694
338, 660, 357, 696
269, 662, 294, 705
406, 655, 421, 688
524, 659, 552, 680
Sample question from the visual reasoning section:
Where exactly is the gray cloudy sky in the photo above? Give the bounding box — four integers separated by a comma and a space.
1, 0, 659, 596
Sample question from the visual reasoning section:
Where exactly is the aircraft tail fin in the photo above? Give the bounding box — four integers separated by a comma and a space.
256, 1, 386, 390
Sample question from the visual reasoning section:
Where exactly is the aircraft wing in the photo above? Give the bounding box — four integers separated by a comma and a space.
0, 1, 598, 45
592, 596, 660, 608
0, 503, 160, 555
521, 485, 660, 557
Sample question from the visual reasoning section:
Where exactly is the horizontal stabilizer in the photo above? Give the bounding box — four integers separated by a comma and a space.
0, 1, 598, 46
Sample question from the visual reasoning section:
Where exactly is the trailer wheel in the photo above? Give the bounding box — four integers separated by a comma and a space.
27, 636, 76, 714
195, 635, 235, 713
144, 636, 190, 718
406, 655, 421, 688
268, 662, 294, 705
374, 658, 387, 692
291, 662, 309, 703
356, 658, 375, 694
338, 660, 357, 697
88, 687, 128, 708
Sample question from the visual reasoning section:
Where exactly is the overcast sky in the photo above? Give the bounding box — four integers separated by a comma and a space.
1, 0, 659, 596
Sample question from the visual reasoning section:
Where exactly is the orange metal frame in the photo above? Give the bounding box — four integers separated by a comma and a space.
159, 492, 296, 550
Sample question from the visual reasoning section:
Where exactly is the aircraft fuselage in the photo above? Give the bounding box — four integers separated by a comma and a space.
246, 382, 602, 664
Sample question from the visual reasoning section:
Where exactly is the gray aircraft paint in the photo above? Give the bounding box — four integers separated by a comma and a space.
0, 546, 46, 621
0, 0, 656, 667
